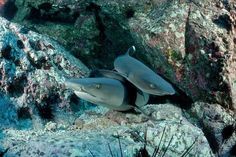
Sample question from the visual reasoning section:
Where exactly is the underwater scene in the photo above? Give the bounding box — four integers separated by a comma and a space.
0, 0, 236, 156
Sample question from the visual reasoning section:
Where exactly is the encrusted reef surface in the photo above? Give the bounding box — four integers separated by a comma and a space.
1, 103, 214, 157
0, 16, 90, 130
0, 0, 235, 157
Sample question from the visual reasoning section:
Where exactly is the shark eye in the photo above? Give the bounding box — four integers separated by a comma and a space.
149, 83, 156, 89
95, 84, 101, 89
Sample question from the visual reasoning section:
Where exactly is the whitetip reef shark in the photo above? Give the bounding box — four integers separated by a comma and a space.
114, 46, 175, 96
65, 69, 150, 111
65, 77, 133, 111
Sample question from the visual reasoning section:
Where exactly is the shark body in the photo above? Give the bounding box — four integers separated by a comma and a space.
114, 46, 175, 96
65, 69, 150, 111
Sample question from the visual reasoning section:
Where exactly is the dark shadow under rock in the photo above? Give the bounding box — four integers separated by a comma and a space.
1, 0, 18, 20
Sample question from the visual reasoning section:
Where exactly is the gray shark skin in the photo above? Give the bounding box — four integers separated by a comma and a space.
65, 77, 133, 111
114, 46, 175, 96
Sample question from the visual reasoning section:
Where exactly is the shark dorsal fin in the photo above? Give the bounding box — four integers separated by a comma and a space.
126, 46, 136, 56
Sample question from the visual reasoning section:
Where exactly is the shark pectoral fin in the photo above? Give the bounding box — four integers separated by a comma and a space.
135, 91, 150, 107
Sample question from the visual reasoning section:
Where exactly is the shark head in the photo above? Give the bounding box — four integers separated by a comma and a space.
133, 72, 175, 96
64, 77, 132, 110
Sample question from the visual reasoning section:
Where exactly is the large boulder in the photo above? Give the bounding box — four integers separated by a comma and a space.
0, 17, 89, 129
1, 103, 214, 157
126, 0, 236, 110
188, 102, 236, 156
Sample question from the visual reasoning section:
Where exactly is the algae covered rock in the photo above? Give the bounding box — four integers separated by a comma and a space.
1, 103, 214, 157
0, 17, 89, 129
0, 94, 18, 129
188, 102, 236, 156
126, 0, 236, 109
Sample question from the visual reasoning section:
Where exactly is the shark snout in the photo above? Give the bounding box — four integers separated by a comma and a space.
64, 78, 84, 92
160, 83, 175, 95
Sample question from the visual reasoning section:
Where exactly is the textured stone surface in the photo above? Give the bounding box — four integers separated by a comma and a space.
0, 17, 90, 129
1, 104, 213, 157
188, 102, 236, 156
125, 0, 236, 109
0, 94, 18, 129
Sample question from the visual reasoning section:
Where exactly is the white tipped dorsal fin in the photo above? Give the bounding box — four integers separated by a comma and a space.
126, 46, 136, 55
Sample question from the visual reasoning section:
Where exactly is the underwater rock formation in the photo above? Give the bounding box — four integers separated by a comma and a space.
11, 0, 236, 110
189, 102, 236, 156
125, 0, 236, 110
0, 17, 89, 129
1, 103, 214, 157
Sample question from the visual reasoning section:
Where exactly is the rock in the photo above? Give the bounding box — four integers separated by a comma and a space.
44, 121, 57, 131
73, 118, 84, 129
1, 103, 214, 157
188, 102, 236, 156
126, 0, 236, 109
0, 94, 18, 129
12, 0, 104, 68
0, 17, 89, 129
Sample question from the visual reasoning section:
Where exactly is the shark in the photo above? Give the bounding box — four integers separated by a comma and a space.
65, 69, 150, 111
114, 46, 175, 96
65, 77, 132, 111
